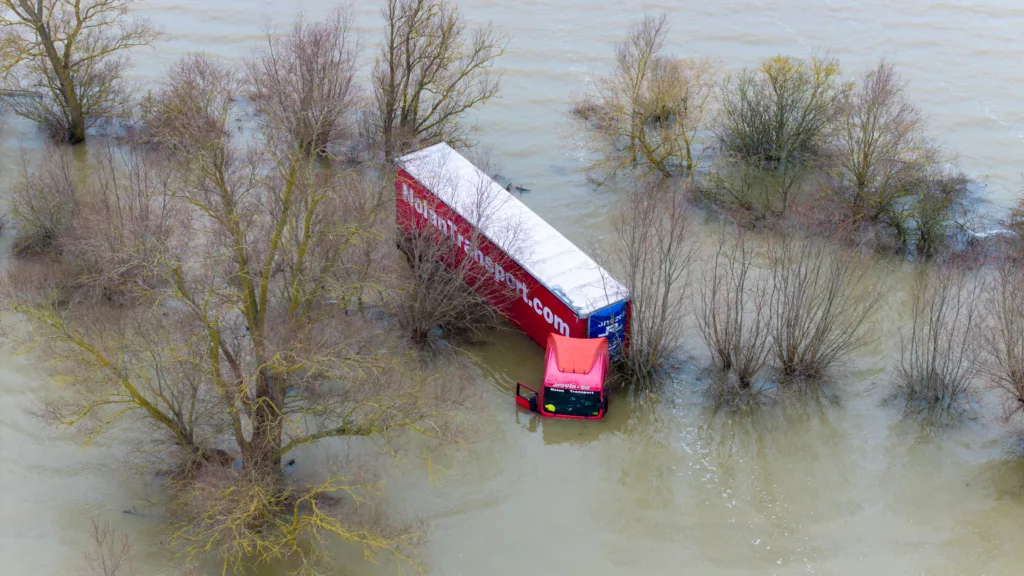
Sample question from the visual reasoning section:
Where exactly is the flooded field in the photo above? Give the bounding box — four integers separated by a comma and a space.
1, 1, 1023, 575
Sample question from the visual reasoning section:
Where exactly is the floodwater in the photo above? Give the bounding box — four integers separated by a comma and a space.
2, 1, 1024, 575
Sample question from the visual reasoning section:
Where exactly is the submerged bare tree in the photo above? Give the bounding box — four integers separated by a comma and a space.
825, 61, 934, 223
767, 232, 878, 380
824, 60, 958, 253
717, 55, 843, 167
612, 177, 695, 379
574, 14, 716, 180
392, 154, 521, 346
8, 144, 79, 256
372, 0, 508, 160
246, 6, 361, 156
980, 258, 1024, 420
898, 264, 983, 413
710, 55, 843, 216
0, 0, 158, 142
695, 228, 771, 389
4, 54, 470, 574
85, 520, 132, 576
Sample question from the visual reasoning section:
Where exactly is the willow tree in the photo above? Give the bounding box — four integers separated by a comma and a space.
4, 54, 468, 573
981, 258, 1024, 421
372, 0, 507, 160
0, 0, 156, 143
574, 14, 715, 181
712, 55, 844, 215
717, 55, 843, 167
246, 6, 361, 156
823, 60, 961, 254
611, 176, 696, 380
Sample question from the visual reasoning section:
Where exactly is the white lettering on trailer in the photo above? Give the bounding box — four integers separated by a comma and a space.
403, 182, 570, 337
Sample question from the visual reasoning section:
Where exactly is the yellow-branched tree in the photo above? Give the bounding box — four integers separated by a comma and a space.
574, 14, 716, 181
0, 0, 157, 143
3, 52, 471, 574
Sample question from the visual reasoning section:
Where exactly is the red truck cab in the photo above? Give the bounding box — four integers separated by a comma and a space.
516, 334, 610, 419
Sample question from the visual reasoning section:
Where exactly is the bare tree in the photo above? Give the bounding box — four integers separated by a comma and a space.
717, 55, 844, 169
573, 14, 716, 180
3, 53, 469, 574
898, 264, 983, 413
8, 144, 79, 256
819, 60, 954, 251
709, 56, 843, 217
372, 0, 508, 160
84, 520, 132, 576
137, 53, 236, 153
767, 232, 878, 380
695, 227, 771, 389
612, 177, 695, 379
391, 152, 522, 346
246, 6, 361, 156
0, 0, 157, 143
980, 258, 1024, 420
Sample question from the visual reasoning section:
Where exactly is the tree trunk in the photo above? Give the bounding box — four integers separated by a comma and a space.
24, 2, 88, 144
66, 101, 87, 144
246, 366, 284, 476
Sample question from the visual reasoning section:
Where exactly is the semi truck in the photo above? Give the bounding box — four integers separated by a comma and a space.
395, 143, 630, 418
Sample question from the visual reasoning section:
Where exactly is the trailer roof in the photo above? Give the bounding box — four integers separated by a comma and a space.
398, 143, 629, 317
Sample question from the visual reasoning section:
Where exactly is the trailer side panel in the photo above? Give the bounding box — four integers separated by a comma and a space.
397, 169, 588, 347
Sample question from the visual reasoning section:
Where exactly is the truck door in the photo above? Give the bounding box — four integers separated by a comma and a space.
515, 382, 539, 413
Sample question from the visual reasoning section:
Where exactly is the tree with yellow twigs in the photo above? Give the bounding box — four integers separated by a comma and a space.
0, 0, 157, 143
2, 46, 472, 575
708, 54, 846, 217
573, 14, 716, 182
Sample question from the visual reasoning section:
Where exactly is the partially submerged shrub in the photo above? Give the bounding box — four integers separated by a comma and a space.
390, 157, 522, 347
695, 228, 771, 389
392, 229, 508, 347
767, 232, 878, 380
980, 258, 1024, 421
699, 158, 809, 220
716, 55, 843, 168
612, 177, 696, 380
7, 143, 182, 303
573, 14, 715, 180
897, 264, 983, 414
9, 147, 79, 257
823, 60, 968, 257
912, 168, 969, 259
1003, 190, 1024, 255
60, 144, 182, 302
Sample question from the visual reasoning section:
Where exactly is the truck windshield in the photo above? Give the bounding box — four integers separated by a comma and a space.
543, 387, 602, 417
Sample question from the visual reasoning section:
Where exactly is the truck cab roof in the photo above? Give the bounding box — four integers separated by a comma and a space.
543, 334, 609, 393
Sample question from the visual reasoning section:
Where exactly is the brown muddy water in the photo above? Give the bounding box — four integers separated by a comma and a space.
2, 1, 1024, 575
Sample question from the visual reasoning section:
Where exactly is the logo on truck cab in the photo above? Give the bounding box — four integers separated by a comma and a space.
401, 182, 571, 337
